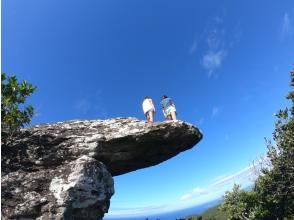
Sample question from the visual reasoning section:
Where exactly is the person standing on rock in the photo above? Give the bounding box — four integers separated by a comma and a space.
160, 95, 177, 120
142, 96, 156, 122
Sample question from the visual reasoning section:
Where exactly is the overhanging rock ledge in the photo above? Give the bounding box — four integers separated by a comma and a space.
1, 117, 203, 220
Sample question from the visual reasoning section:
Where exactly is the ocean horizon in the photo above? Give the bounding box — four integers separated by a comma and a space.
104, 198, 222, 220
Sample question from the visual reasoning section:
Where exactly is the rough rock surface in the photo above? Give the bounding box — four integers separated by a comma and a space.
1, 117, 203, 220
2, 156, 113, 220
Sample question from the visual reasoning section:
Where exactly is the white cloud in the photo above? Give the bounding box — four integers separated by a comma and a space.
211, 166, 255, 188
192, 187, 208, 195
198, 15, 241, 77
200, 17, 227, 77
281, 13, 293, 39
180, 193, 193, 200
203, 50, 226, 77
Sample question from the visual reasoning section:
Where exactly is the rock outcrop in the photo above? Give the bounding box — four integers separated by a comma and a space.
1, 117, 203, 220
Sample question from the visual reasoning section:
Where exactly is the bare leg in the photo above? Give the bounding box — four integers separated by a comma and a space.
146, 113, 150, 122
171, 111, 177, 120
148, 111, 154, 122
167, 114, 172, 120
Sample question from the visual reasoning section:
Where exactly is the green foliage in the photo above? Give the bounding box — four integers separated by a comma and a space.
1, 73, 36, 140
186, 205, 228, 220
253, 69, 294, 219
200, 205, 227, 220
220, 184, 258, 219
220, 70, 294, 219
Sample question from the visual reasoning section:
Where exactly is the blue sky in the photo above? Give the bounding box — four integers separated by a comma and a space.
2, 0, 294, 217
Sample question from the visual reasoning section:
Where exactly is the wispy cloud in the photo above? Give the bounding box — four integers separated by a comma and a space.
180, 187, 209, 201
179, 164, 259, 205
189, 39, 198, 54
201, 17, 227, 77
193, 187, 209, 194
203, 50, 226, 77
181, 194, 193, 201
212, 106, 220, 117
106, 202, 191, 218
33, 105, 42, 117
196, 118, 205, 126
106, 165, 260, 218
193, 15, 241, 78
211, 166, 256, 188
281, 13, 293, 39
106, 204, 169, 217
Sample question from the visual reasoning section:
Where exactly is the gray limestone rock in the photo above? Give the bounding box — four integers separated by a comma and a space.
2, 156, 114, 220
1, 117, 202, 219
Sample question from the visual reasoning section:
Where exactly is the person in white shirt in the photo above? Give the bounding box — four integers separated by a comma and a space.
142, 96, 156, 122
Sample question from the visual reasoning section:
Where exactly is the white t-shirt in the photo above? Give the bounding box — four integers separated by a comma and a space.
142, 98, 155, 114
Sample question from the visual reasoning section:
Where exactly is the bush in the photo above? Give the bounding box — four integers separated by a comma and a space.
221, 69, 294, 219
1, 73, 36, 141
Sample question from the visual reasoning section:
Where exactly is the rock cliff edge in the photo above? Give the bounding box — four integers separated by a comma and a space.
1, 117, 202, 220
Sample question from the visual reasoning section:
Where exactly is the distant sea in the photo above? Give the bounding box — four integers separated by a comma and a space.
104, 199, 222, 220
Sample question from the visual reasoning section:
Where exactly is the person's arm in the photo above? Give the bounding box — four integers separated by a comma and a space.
162, 109, 167, 118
